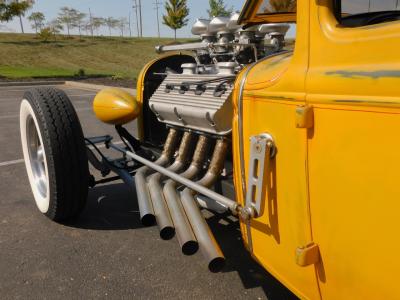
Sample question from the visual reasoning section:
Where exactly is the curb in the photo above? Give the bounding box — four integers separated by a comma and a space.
0, 81, 65, 87
65, 81, 136, 95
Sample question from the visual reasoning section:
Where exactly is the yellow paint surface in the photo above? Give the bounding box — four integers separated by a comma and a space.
235, 0, 400, 298
93, 88, 140, 125
232, 1, 320, 298
306, 1, 400, 299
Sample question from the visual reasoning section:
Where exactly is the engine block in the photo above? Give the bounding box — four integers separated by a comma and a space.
149, 73, 234, 135
149, 15, 290, 136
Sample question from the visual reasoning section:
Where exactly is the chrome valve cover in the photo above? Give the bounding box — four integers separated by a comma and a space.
148, 72, 234, 135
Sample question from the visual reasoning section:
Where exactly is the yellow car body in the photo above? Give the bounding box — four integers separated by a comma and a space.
136, 0, 400, 299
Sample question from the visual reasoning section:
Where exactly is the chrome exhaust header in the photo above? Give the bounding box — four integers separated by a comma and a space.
163, 135, 210, 254
134, 128, 180, 226
148, 131, 195, 239
111, 137, 248, 272
111, 138, 240, 218
180, 139, 229, 272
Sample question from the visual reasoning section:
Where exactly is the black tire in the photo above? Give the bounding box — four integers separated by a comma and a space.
20, 87, 89, 221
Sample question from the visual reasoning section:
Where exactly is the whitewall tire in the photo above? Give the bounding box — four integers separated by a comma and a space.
20, 99, 51, 213
20, 88, 89, 221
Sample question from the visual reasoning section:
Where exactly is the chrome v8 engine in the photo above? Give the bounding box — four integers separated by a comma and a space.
150, 13, 290, 136
149, 63, 235, 135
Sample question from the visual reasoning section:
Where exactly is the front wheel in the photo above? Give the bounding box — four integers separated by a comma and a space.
20, 88, 89, 221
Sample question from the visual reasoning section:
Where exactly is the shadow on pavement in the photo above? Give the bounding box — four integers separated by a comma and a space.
66, 182, 143, 230
65, 181, 298, 299
207, 212, 298, 300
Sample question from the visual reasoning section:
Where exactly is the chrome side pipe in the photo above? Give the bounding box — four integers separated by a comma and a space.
134, 128, 180, 226
163, 135, 210, 254
180, 139, 229, 272
148, 131, 195, 239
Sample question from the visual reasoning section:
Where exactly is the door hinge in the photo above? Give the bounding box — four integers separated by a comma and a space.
296, 242, 320, 267
295, 105, 314, 129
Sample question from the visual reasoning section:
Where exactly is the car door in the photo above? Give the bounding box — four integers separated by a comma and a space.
306, 1, 400, 299
233, 2, 320, 297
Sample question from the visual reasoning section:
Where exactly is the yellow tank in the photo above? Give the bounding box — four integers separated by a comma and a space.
93, 88, 140, 125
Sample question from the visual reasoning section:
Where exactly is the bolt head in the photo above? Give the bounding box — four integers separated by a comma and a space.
239, 207, 254, 221
254, 143, 262, 153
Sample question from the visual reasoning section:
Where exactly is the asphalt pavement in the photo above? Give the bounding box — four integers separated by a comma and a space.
0, 84, 296, 299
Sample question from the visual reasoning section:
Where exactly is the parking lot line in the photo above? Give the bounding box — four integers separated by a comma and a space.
0, 159, 24, 167
0, 141, 124, 168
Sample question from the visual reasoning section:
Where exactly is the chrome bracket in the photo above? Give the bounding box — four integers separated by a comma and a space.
245, 133, 276, 218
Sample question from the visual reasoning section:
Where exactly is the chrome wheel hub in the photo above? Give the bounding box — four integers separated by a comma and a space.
26, 116, 47, 199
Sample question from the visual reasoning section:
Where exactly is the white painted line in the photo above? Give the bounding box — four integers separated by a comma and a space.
0, 141, 125, 168
0, 107, 92, 120
0, 115, 18, 120
0, 159, 24, 167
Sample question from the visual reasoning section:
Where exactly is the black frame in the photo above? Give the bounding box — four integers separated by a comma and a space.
333, 0, 342, 22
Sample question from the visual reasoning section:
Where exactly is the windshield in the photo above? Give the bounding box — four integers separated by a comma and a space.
257, 0, 297, 14
341, 0, 400, 16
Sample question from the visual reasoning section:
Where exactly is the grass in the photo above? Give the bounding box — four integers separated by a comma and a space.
0, 33, 194, 81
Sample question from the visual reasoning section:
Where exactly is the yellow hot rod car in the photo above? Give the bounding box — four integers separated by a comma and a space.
19, 0, 400, 299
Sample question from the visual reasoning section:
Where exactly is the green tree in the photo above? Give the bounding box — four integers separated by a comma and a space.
83, 22, 92, 36
47, 19, 63, 41
162, 0, 189, 40
117, 17, 128, 37
263, 0, 296, 13
27, 11, 44, 33
207, 0, 232, 18
57, 7, 79, 36
74, 11, 86, 38
91, 17, 104, 36
104, 17, 119, 37
0, 0, 34, 33
38, 26, 52, 41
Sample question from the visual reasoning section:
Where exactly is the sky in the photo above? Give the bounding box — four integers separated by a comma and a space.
0, 0, 296, 38
2, 0, 398, 37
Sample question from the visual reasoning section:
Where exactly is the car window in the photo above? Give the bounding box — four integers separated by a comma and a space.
341, 0, 399, 16
336, 0, 400, 26
257, 0, 297, 14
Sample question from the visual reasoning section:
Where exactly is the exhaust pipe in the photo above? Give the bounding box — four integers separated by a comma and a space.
180, 139, 229, 272
163, 135, 210, 255
134, 128, 180, 226
148, 131, 195, 239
